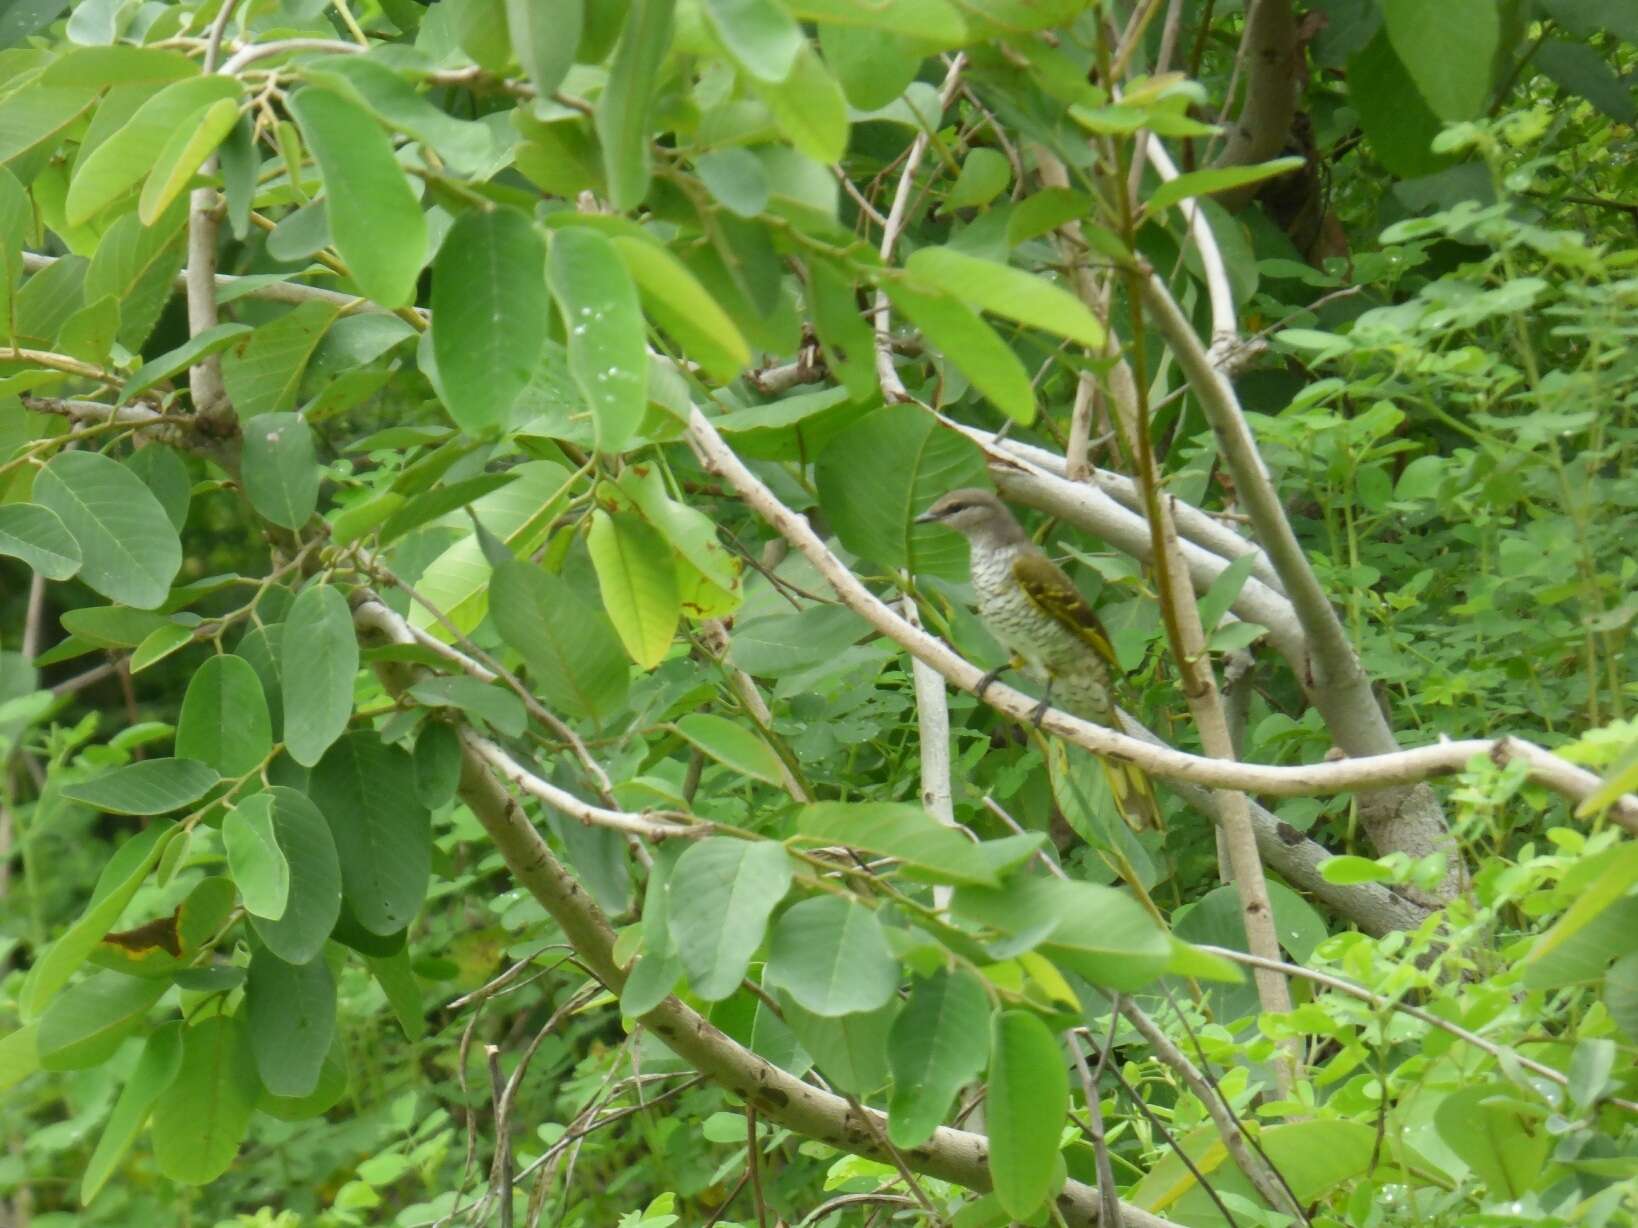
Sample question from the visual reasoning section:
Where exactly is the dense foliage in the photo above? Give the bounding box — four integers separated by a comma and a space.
1, 1, 1636, 1227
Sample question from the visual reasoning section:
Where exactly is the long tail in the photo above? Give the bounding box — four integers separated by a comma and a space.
1101, 757, 1164, 833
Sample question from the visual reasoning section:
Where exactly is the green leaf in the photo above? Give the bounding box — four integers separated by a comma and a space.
765, 896, 899, 1015
954, 876, 1170, 990
988, 1009, 1067, 1220
407, 675, 527, 737
490, 559, 630, 726
612, 234, 750, 382
548, 227, 649, 452
246, 947, 336, 1098
667, 837, 794, 1000
61, 758, 220, 815
281, 583, 359, 768
1147, 157, 1307, 213
150, 1014, 260, 1185
778, 991, 896, 1094
1347, 28, 1452, 179
220, 300, 343, 419
413, 722, 463, 810
225, 797, 291, 921
138, 94, 239, 225
507, 0, 582, 96
882, 281, 1035, 422
0, 80, 98, 168
674, 713, 783, 785
596, 0, 675, 210
1319, 854, 1395, 885
432, 208, 549, 434
242, 412, 321, 530
310, 732, 431, 936
702, 0, 803, 81
118, 322, 251, 405
752, 43, 849, 163
945, 147, 1010, 210
1381, 0, 1498, 120
806, 255, 878, 400
587, 508, 680, 669
81, 1021, 183, 1204
287, 86, 427, 308
1433, 1082, 1552, 1199
0, 1024, 38, 1094
37, 971, 166, 1071
0, 502, 81, 579
0, 0, 71, 51
176, 654, 272, 778
796, 802, 999, 886
905, 246, 1106, 349
32, 449, 181, 609
246, 787, 342, 966
130, 622, 193, 674
1576, 740, 1638, 818
887, 969, 990, 1146
814, 404, 988, 579
65, 76, 242, 224
693, 147, 769, 217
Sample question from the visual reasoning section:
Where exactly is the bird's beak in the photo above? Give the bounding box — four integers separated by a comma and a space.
913, 509, 940, 524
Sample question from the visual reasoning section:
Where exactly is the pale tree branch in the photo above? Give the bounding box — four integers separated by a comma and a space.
685, 408, 1638, 831
1138, 273, 1461, 890
186, 0, 239, 425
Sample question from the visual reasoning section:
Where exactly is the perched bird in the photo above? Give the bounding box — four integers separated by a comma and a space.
916, 487, 1162, 831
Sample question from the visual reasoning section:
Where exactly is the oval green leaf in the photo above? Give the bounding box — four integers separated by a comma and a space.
586, 508, 679, 669
247, 787, 343, 966
242, 412, 321, 530
887, 969, 991, 1146
548, 227, 649, 453
281, 583, 359, 768
309, 732, 431, 936
225, 795, 291, 920
176, 654, 272, 777
988, 1009, 1068, 1220
287, 86, 427, 308
431, 208, 549, 434
246, 946, 336, 1099
81, 1021, 183, 1204
38, 970, 166, 1071
765, 896, 899, 1016
667, 838, 794, 1000
674, 713, 784, 785
150, 1014, 260, 1185
61, 758, 220, 816
32, 449, 182, 609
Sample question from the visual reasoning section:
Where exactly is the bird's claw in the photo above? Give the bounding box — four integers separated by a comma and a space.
1029, 696, 1051, 728
975, 666, 1007, 702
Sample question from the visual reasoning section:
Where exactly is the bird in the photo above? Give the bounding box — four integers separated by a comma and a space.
915, 487, 1162, 832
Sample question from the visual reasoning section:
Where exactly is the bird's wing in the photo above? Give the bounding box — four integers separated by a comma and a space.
1011, 552, 1120, 669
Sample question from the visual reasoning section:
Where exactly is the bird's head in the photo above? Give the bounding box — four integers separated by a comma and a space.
914, 488, 1026, 543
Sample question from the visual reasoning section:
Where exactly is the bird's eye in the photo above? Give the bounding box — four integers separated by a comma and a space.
944, 502, 967, 513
